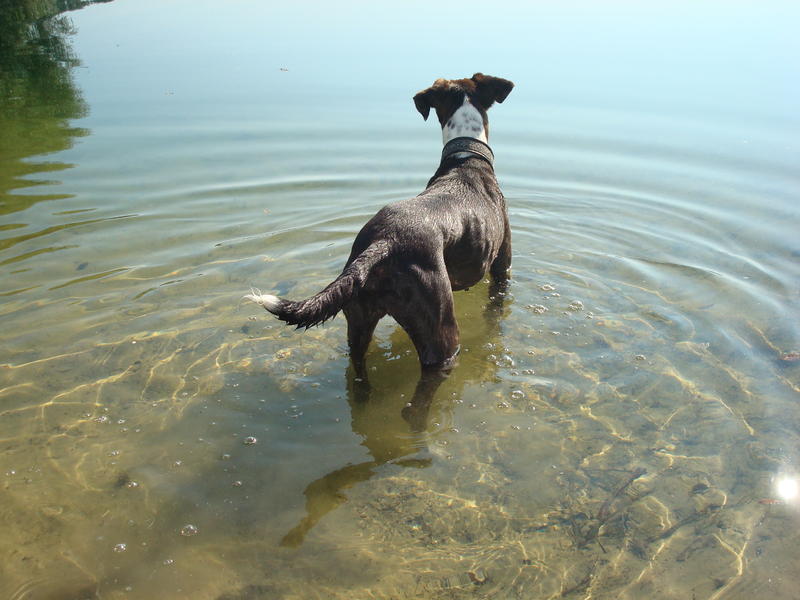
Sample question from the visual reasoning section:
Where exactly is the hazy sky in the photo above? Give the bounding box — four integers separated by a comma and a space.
71, 0, 798, 121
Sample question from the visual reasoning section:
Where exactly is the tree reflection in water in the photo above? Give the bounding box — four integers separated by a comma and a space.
0, 0, 110, 216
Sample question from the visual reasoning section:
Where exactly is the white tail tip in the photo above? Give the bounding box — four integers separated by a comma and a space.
244, 288, 281, 312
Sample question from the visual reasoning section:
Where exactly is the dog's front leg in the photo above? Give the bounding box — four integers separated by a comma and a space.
490, 216, 512, 282
488, 218, 512, 303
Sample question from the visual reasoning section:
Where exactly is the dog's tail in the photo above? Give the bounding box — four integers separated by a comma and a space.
244, 240, 390, 329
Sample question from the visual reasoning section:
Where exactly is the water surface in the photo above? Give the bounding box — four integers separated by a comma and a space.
1, 1, 799, 598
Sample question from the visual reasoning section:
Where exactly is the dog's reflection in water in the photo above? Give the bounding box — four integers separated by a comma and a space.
280, 283, 508, 548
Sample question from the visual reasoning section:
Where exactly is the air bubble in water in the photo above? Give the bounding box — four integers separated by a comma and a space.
180, 524, 198, 537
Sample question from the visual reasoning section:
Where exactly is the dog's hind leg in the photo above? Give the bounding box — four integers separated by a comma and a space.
391, 264, 460, 371
343, 300, 384, 379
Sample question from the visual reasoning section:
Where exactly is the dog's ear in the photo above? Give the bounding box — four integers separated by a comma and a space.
471, 73, 514, 109
413, 89, 432, 120
413, 79, 449, 120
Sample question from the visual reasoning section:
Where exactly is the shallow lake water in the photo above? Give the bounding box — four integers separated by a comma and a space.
1, 1, 799, 598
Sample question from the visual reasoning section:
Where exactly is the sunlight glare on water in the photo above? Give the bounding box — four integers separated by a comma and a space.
0, 1, 799, 599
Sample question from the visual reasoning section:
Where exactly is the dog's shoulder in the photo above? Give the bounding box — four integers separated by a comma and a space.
426, 159, 501, 197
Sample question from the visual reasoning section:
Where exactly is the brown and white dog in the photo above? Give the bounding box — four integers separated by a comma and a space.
246, 73, 514, 376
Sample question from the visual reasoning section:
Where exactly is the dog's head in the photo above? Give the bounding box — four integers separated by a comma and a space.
413, 73, 514, 127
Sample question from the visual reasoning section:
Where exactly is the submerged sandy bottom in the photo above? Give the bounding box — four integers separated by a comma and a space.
2, 267, 798, 599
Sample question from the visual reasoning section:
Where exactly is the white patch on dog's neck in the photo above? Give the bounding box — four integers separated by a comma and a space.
442, 96, 487, 145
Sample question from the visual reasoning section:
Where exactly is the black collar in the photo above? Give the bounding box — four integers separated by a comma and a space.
440, 137, 494, 166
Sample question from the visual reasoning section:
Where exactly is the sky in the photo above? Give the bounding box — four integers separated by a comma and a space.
70, 0, 799, 122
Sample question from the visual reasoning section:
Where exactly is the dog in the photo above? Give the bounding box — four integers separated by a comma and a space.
246, 73, 514, 376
